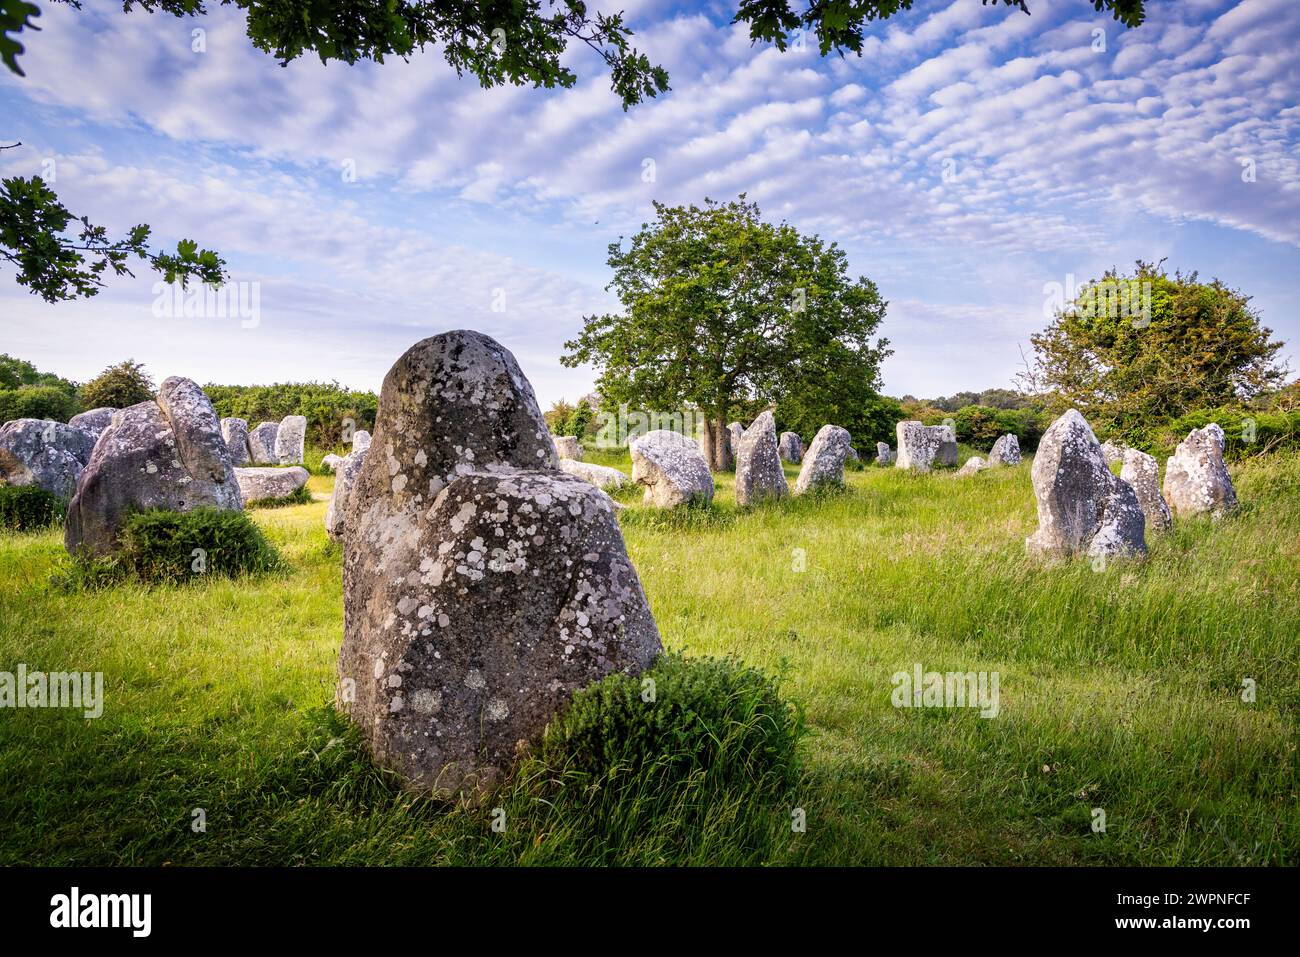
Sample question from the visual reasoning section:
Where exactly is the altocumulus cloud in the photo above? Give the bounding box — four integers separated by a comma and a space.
0, 0, 1296, 401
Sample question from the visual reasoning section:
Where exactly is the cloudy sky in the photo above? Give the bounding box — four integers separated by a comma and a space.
2, 0, 1297, 407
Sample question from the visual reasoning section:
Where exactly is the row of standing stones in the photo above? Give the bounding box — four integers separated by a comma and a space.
0, 329, 1242, 799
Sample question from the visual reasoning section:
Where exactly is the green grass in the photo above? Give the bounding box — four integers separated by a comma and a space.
1, 457, 1297, 866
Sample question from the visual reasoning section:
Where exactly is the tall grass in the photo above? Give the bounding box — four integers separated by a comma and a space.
1, 459, 1296, 866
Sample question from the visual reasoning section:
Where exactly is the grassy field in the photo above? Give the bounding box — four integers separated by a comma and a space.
2, 450, 1297, 866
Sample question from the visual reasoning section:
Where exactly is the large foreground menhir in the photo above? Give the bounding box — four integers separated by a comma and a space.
336, 330, 662, 798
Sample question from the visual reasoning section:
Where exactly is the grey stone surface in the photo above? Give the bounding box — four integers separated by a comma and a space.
735, 411, 789, 506
1120, 447, 1172, 532
326, 448, 368, 542
321, 453, 346, 472
895, 421, 950, 472
631, 429, 714, 508
234, 465, 310, 505
778, 431, 803, 464
0, 418, 96, 499
69, 407, 117, 442
1025, 409, 1146, 561
956, 456, 987, 477
248, 421, 279, 464
794, 424, 852, 494
275, 414, 307, 465
338, 330, 660, 797
988, 433, 1022, 466
1162, 423, 1238, 519
552, 434, 583, 461
220, 417, 251, 467
351, 429, 372, 454
558, 458, 630, 490
64, 377, 242, 557
875, 442, 895, 466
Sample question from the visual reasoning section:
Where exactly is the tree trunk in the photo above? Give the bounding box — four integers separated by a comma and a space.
701, 414, 732, 472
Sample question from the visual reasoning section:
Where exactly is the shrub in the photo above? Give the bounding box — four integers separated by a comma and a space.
0, 485, 65, 531
114, 507, 280, 584
79, 359, 154, 410
245, 485, 311, 510
0, 385, 81, 423
540, 652, 803, 793
204, 382, 378, 449
1145, 407, 1300, 460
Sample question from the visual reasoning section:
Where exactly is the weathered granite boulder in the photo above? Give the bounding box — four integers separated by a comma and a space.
0, 419, 96, 499
846, 446, 861, 463
1025, 409, 1146, 561
630, 430, 714, 508
728, 422, 744, 454
1100, 440, 1127, 467
558, 459, 630, 491
235, 466, 309, 505
875, 442, 895, 466
778, 431, 803, 464
338, 330, 661, 797
326, 448, 368, 542
352, 429, 372, 454
988, 433, 1021, 466
1162, 423, 1237, 519
275, 414, 307, 465
794, 424, 852, 494
220, 417, 251, 466
65, 377, 242, 557
248, 421, 279, 464
1120, 448, 1172, 532
895, 421, 950, 472
735, 411, 789, 506
68, 407, 117, 442
552, 435, 583, 461
321, 453, 346, 472
956, 456, 987, 477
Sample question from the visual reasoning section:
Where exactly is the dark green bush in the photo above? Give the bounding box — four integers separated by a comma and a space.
0, 485, 65, 531
205, 382, 378, 449
540, 652, 803, 793
1143, 407, 1300, 460
115, 507, 280, 584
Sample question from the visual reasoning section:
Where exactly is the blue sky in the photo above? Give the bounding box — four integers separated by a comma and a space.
2, 0, 1297, 407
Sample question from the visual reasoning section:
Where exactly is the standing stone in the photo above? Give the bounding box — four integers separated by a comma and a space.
338, 330, 661, 797
69, 408, 117, 442
326, 447, 368, 542
352, 429, 372, 454
728, 422, 744, 453
956, 456, 987, 477
234, 466, 310, 505
988, 433, 1022, 466
0, 419, 96, 499
248, 421, 279, 464
552, 435, 583, 461
1121, 448, 1172, 532
321, 453, 346, 472
1025, 409, 1146, 561
735, 411, 789, 506
875, 442, 895, 466
1162, 423, 1237, 519
794, 425, 852, 494
275, 414, 307, 465
65, 377, 242, 557
895, 421, 946, 472
558, 459, 630, 491
220, 417, 251, 466
778, 431, 803, 464
631, 430, 714, 508
934, 424, 958, 467
1100, 440, 1127, 467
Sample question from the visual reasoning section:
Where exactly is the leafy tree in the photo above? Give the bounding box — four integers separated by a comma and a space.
543, 398, 576, 435
79, 359, 155, 409
0, 352, 81, 420
563, 196, 890, 470
0, 153, 225, 302
1023, 262, 1287, 438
